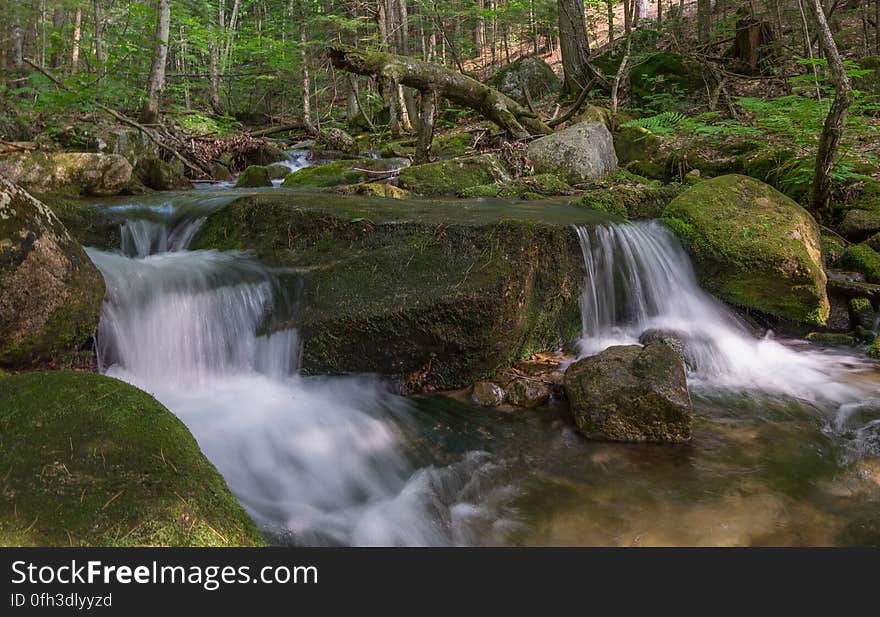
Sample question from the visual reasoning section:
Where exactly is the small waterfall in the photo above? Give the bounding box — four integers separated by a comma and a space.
574, 221, 868, 403
120, 217, 207, 258
85, 198, 513, 546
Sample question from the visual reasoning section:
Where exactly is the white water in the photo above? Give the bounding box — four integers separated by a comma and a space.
86, 204, 513, 546
574, 221, 872, 404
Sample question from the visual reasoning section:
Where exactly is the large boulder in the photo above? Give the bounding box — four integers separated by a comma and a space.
0, 152, 132, 196
235, 165, 273, 188
662, 175, 829, 325
489, 55, 561, 104
134, 155, 192, 191
564, 343, 693, 443
192, 192, 589, 390
317, 127, 359, 156
0, 178, 105, 368
527, 122, 618, 184
0, 371, 264, 546
398, 155, 510, 195
839, 209, 880, 242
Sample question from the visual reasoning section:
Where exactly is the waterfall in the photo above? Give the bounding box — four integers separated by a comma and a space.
574, 221, 868, 403
85, 200, 512, 546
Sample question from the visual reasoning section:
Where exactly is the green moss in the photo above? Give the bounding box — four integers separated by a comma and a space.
334, 182, 411, 199
571, 180, 680, 220
662, 174, 829, 324
434, 133, 472, 158
870, 338, 880, 359
192, 193, 586, 390
35, 193, 121, 250
398, 155, 509, 196
842, 244, 880, 283
0, 371, 264, 546
458, 174, 572, 199
235, 165, 273, 188
282, 159, 407, 188
629, 52, 703, 108
854, 182, 880, 212
822, 233, 846, 268
614, 126, 662, 165
805, 332, 856, 346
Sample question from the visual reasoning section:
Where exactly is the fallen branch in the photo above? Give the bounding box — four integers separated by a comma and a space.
548, 80, 595, 128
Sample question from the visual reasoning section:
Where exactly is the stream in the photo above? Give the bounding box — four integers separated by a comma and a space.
82, 163, 880, 546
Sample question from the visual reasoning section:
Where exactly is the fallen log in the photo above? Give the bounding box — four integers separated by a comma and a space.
328, 47, 552, 140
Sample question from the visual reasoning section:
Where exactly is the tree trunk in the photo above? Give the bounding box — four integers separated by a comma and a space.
299, 0, 315, 133
557, 0, 592, 95
209, 40, 221, 111
698, 0, 712, 44
415, 89, 437, 164
12, 16, 23, 72
71, 8, 82, 75
808, 0, 855, 217
50, 7, 65, 69
329, 47, 551, 138
139, 0, 171, 124
607, 0, 614, 45
94, 0, 105, 87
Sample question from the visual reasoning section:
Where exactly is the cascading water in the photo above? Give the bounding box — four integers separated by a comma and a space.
86, 200, 512, 546
574, 221, 874, 405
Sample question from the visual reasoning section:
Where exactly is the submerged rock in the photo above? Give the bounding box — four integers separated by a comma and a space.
0, 371, 264, 546
527, 122, 617, 185
488, 55, 560, 104
471, 381, 506, 407
0, 178, 105, 368
506, 378, 550, 408
564, 342, 693, 443
235, 165, 273, 188
134, 155, 192, 191
193, 192, 585, 390
662, 175, 829, 325
0, 152, 132, 196
398, 155, 510, 196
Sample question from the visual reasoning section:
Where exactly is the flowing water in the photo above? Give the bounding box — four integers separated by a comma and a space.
83, 190, 880, 546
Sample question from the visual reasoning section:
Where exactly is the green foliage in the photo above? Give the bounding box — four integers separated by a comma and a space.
622, 111, 685, 135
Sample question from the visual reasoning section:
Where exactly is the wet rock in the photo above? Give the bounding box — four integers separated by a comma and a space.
564, 343, 693, 443
840, 209, 880, 242
235, 165, 273, 188
527, 122, 618, 185
639, 329, 686, 358
210, 163, 233, 181
662, 175, 829, 325
488, 55, 560, 104
507, 378, 550, 408
134, 155, 192, 191
824, 295, 854, 332
849, 297, 877, 330
0, 152, 132, 197
0, 178, 105, 368
398, 155, 510, 196
471, 381, 506, 407
805, 332, 856, 346
317, 128, 359, 156
0, 371, 265, 546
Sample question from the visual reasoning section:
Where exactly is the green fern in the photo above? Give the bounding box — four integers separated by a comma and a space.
622, 111, 685, 134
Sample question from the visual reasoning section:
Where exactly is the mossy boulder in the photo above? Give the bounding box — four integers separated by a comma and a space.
334, 182, 411, 199
805, 331, 857, 346
282, 158, 409, 188
458, 174, 573, 199
192, 192, 589, 390
614, 126, 663, 166
398, 155, 510, 196
0, 371, 264, 546
238, 142, 287, 167
571, 178, 681, 219
573, 105, 612, 129
0, 178, 105, 369
662, 175, 829, 325
527, 122, 618, 185
235, 165, 273, 188
266, 164, 292, 180
840, 209, 880, 242
35, 193, 121, 250
134, 156, 192, 191
0, 152, 132, 197
842, 244, 880, 283
630, 52, 703, 108
849, 297, 877, 330
488, 55, 560, 104
564, 342, 693, 443
434, 132, 473, 158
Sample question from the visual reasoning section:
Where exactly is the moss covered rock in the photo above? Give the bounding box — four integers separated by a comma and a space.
282, 158, 409, 188
457, 174, 573, 199
334, 182, 411, 199
564, 342, 693, 443
0, 152, 132, 197
0, 178, 105, 369
805, 332, 857, 346
398, 155, 510, 195
35, 193, 121, 250
0, 371, 264, 546
840, 209, 880, 242
571, 178, 681, 219
488, 55, 560, 104
192, 192, 589, 390
266, 164, 292, 180
614, 126, 662, 166
842, 244, 880, 284
630, 52, 703, 108
527, 122, 618, 184
662, 175, 829, 325
134, 156, 192, 191
235, 165, 273, 188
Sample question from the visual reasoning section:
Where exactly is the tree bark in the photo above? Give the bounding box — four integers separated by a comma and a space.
329, 47, 551, 139
557, 0, 592, 95
698, 0, 712, 44
139, 0, 171, 124
415, 89, 437, 164
71, 8, 82, 75
808, 0, 855, 217
94, 0, 105, 87
299, 0, 315, 133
